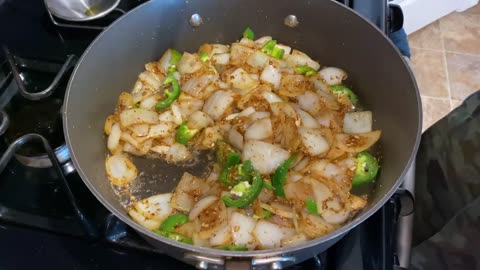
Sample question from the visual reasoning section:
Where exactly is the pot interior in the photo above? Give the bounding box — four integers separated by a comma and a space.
64, 0, 421, 256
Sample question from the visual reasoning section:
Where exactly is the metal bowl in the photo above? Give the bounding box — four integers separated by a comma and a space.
44, 0, 120, 22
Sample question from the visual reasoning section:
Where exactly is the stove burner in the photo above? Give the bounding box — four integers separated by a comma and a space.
1, 48, 76, 172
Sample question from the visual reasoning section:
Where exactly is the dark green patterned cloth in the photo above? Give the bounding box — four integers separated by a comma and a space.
411, 91, 480, 270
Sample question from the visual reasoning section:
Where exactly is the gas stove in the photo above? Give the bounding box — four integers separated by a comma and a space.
0, 1, 411, 269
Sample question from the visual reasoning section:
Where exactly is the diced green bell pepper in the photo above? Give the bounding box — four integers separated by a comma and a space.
331, 85, 358, 105
305, 198, 319, 215
294, 65, 317, 76
154, 230, 193, 244
242, 27, 255, 40
352, 151, 379, 186
159, 213, 189, 232
222, 171, 263, 208
170, 49, 182, 66
199, 52, 210, 62
175, 122, 200, 145
272, 153, 297, 197
156, 67, 180, 110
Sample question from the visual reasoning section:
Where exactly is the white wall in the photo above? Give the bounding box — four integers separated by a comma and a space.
392, 0, 479, 34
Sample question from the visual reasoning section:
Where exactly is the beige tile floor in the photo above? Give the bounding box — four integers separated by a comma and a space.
408, 4, 480, 132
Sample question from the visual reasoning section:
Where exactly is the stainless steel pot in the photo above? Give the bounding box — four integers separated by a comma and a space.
63, 0, 422, 268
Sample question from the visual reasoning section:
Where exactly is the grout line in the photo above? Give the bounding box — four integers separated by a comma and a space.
409, 46, 480, 58
420, 95, 451, 101
438, 24, 454, 110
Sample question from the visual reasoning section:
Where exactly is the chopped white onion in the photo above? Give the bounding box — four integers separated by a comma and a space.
170, 102, 183, 125
260, 64, 282, 90
343, 111, 373, 134
132, 88, 154, 104
128, 209, 161, 230
230, 43, 254, 65
158, 110, 175, 122
178, 98, 205, 118
335, 130, 381, 153
140, 96, 158, 110
212, 53, 230, 65
285, 50, 320, 70
166, 143, 192, 162
297, 91, 321, 115
228, 68, 259, 90
254, 36, 272, 47
261, 91, 283, 104
309, 76, 330, 93
238, 106, 256, 117
211, 44, 229, 54
228, 128, 244, 151
298, 127, 330, 156
244, 118, 273, 141
242, 140, 290, 174
189, 196, 218, 221
210, 224, 232, 247
300, 213, 335, 238
105, 154, 138, 187
158, 49, 174, 73
139, 71, 162, 90
120, 109, 158, 127
230, 212, 256, 247
182, 74, 218, 98
296, 109, 319, 129
107, 123, 121, 152
202, 90, 234, 120
246, 51, 270, 69
177, 52, 202, 74
134, 193, 173, 222
318, 67, 348, 85
128, 124, 149, 137
188, 111, 213, 129
310, 178, 350, 224
148, 122, 174, 138
253, 220, 296, 249
249, 111, 270, 122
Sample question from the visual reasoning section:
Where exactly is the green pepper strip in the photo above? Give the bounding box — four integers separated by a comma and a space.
352, 151, 379, 187
199, 52, 210, 62
270, 47, 285, 59
154, 230, 193, 244
305, 198, 319, 215
221, 244, 248, 251
272, 153, 297, 197
175, 122, 199, 145
170, 49, 182, 66
242, 27, 254, 40
294, 65, 317, 76
330, 85, 358, 105
154, 213, 192, 244
219, 153, 242, 186
155, 68, 180, 110
261, 40, 277, 54
222, 171, 263, 208
159, 213, 189, 232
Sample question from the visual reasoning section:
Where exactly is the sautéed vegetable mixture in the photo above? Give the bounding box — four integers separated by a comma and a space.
104, 27, 381, 250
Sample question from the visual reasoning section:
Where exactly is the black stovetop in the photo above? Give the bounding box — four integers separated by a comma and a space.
0, 1, 405, 269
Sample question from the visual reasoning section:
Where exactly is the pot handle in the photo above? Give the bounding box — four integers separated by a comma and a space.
184, 253, 296, 269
